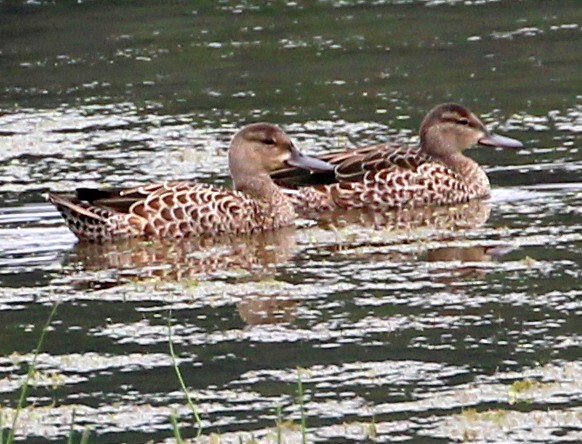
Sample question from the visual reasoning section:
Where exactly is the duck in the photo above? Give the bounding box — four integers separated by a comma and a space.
271, 103, 523, 214
48, 123, 334, 242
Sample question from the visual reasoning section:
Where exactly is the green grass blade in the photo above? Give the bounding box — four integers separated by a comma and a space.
297, 369, 307, 444
7, 303, 59, 443
170, 411, 184, 443
67, 408, 76, 444
79, 427, 91, 444
167, 309, 204, 437
276, 404, 282, 444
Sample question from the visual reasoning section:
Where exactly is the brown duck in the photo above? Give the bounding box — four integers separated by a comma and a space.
271, 103, 523, 213
48, 123, 333, 242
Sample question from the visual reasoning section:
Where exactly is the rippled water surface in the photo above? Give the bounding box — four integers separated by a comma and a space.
0, 0, 580, 442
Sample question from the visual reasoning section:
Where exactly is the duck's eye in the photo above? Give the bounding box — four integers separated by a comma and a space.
261, 137, 276, 145
458, 118, 470, 126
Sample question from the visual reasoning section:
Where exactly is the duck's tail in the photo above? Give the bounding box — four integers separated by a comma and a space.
48, 192, 144, 242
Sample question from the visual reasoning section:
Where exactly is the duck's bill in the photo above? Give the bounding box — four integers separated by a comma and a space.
478, 133, 523, 149
286, 146, 336, 173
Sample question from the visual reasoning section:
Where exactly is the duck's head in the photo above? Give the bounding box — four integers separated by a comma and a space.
419, 103, 523, 159
229, 123, 334, 182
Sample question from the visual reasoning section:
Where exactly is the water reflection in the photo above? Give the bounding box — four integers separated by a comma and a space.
424, 244, 513, 282
237, 292, 299, 325
56, 200, 502, 326
64, 226, 297, 285
316, 198, 491, 232
301, 200, 493, 268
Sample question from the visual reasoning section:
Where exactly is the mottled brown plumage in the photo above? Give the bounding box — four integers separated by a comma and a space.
272, 103, 523, 214
48, 123, 333, 242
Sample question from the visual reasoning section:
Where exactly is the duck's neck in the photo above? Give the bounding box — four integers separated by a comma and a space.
437, 152, 490, 195
437, 152, 475, 173
420, 129, 490, 197
234, 173, 295, 211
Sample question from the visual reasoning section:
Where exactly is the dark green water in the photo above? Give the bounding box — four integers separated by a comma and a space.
0, 1, 580, 442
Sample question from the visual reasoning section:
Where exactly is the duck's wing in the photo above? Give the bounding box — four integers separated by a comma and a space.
76, 181, 238, 221
270, 144, 383, 187
48, 182, 191, 241
271, 142, 429, 187
334, 144, 429, 183
74, 182, 177, 213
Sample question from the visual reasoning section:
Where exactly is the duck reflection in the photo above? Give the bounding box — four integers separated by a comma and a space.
59, 226, 301, 325
60, 199, 507, 325
309, 199, 512, 280
65, 226, 297, 284
316, 198, 491, 233
423, 243, 514, 282
237, 293, 298, 325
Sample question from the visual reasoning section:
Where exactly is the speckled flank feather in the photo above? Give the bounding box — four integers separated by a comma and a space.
283, 144, 490, 214
49, 181, 295, 242
48, 123, 329, 242
273, 103, 522, 215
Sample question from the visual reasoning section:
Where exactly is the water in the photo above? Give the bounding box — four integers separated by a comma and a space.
0, 0, 581, 442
